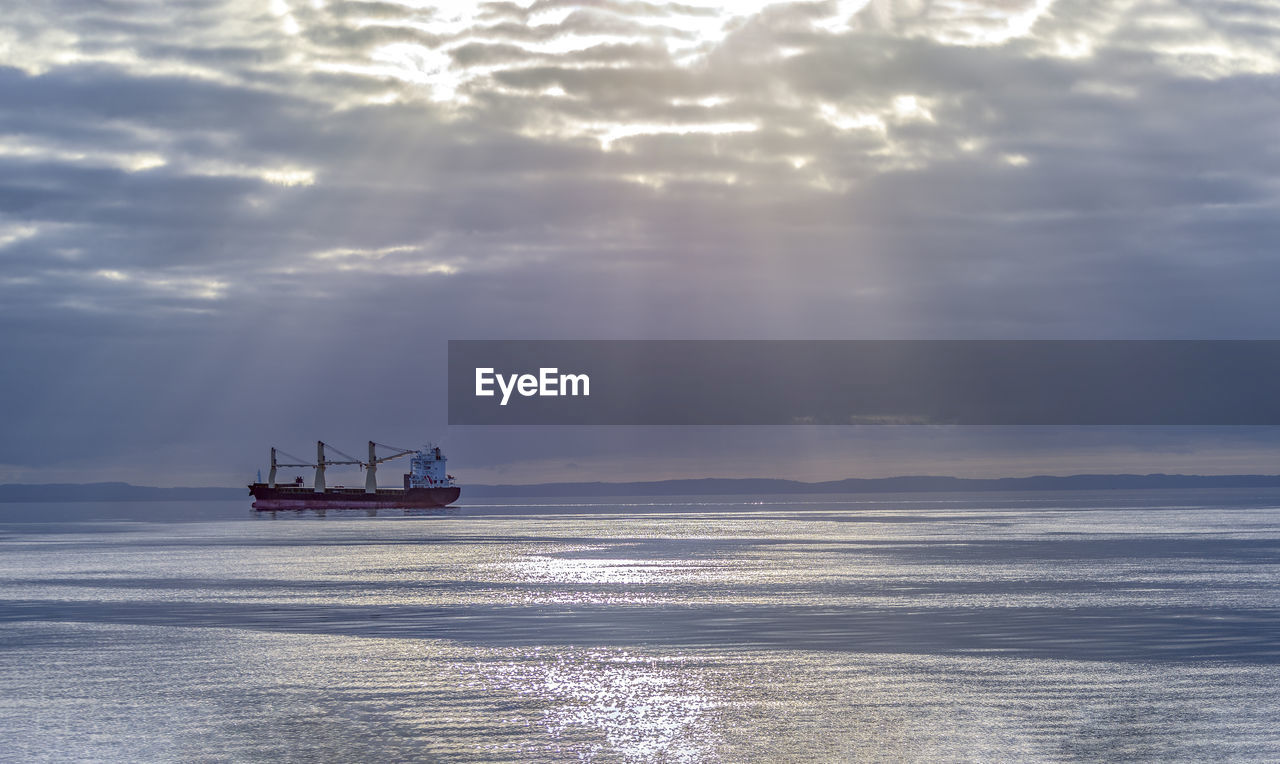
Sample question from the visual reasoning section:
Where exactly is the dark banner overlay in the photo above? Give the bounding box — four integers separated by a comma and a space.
448, 341, 1280, 425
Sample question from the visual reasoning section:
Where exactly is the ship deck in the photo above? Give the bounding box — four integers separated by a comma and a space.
250, 484, 414, 496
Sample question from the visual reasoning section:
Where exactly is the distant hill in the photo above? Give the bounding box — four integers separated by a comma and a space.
0, 482, 244, 502
4, 474, 1280, 502
464, 473, 1280, 497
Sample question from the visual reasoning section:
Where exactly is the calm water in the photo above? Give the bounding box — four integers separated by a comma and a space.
1, 489, 1279, 761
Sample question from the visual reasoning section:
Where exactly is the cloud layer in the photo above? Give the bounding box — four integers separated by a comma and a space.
2, 0, 1278, 481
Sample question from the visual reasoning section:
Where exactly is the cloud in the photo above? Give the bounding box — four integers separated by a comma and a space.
1, 0, 1279, 480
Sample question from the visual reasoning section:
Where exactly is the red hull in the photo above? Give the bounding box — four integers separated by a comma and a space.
248, 483, 460, 509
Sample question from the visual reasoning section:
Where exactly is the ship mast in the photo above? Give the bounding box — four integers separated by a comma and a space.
315, 441, 326, 492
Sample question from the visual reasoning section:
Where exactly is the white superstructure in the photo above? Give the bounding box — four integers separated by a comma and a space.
408, 444, 454, 488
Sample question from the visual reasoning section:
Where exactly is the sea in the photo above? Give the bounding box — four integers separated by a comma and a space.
1, 488, 1278, 762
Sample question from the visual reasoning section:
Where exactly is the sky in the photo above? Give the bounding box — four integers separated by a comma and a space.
2, 0, 1279, 486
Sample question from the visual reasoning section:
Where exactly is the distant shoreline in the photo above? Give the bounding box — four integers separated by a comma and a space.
5, 474, 1280, 502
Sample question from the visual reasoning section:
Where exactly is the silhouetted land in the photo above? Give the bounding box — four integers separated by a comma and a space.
466, 474, 1280, 497
6, 474, 1280, 501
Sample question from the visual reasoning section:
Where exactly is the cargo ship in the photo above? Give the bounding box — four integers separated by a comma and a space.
249, 441, 460, 509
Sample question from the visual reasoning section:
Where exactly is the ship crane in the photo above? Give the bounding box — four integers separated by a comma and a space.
364, 442, 417, 494
266, 442, 362, 493
313, 441, 362, 493
266, 447, 314, 488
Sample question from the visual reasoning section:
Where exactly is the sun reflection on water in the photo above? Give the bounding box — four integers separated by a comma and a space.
474, 648, 721, 763
498, 554, 723, 586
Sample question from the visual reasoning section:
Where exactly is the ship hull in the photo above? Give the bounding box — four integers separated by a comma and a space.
248, 484, 460, 510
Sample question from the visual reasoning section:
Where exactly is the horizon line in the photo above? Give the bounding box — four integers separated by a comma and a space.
7, 471, 1280, 491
